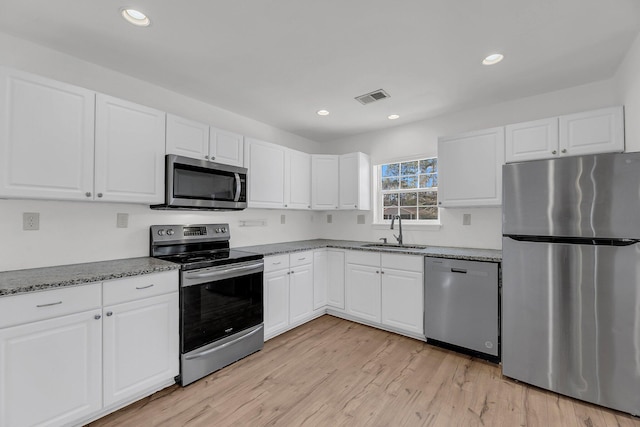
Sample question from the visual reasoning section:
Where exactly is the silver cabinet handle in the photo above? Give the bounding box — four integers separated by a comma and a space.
552, 150, 557, 154
94, 314, 101, 320
287, 271, 291, 275
298, 257, 306, 261
204, 155, 209, 159
36, 301, 62, 308
381, 271, 385, 274
561, 149, 567, 153
85, 192, 91, 197
106, 311, 113, 316
285, 204, 288, 207
376, 270, 379, 274
272, 261, 282, 265
136, 284, 154, 290
97, 193, 103, 198
211, 156, 216, 160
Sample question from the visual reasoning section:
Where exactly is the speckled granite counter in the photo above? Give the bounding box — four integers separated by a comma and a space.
0, 257, 179, 297
236, 239, 502, 262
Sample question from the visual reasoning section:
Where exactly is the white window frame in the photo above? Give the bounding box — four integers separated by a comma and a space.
372, 156, 441, 229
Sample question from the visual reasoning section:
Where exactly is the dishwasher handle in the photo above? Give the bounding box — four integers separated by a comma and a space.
451, 268, 467, 274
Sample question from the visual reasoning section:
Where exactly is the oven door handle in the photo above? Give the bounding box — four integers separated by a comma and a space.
234, 173, 241, 202
182, 261, 263, 286
184, 326, 263, 360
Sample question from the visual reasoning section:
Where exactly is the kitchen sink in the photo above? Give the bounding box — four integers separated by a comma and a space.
361, 243, 428, 250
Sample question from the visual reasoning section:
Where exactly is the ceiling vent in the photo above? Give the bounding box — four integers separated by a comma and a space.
355, 89, 390, 105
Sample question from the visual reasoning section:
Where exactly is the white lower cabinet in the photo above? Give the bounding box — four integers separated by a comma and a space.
0, 309, 102, 427
313, 249, 345, 310
264, 251, 316, 340
0, 270, 179, 427
102, 292, 179, 407
345, 251, 424, 337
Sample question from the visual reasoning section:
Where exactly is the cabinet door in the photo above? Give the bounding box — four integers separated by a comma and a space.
327, 250, 345, 309
210, 127, 244, 167
289, 263, 314, 324
0, 310, 102, 427
0, 67, 95, 201
338, 152, 370, 210
313, 250, 328, 309
103, 292, 179, 407
311, 155, 339, 209
166, 114, 209, 160
560, 106, 624, 156
438, 127, 504, 207
505, 118, 559, 163
285, 149, 311, 209
381, 268, 424, 335
345, 263, 381, 323
246, 138, 286, 208
264, 269, 289, 338
95, 94, 166, 204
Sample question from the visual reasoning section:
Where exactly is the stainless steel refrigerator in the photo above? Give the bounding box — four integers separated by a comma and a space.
502, 152, 640, 416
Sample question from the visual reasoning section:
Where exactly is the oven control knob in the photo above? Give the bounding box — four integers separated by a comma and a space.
157, 229, 165, 236
166, 229, 175, 236
222, 227, 227, 233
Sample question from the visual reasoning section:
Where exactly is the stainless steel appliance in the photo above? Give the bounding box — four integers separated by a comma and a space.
150, 224, 263, 386
151, 154, 247, 210
502, 152, 640, 416
424, 257, 499, 359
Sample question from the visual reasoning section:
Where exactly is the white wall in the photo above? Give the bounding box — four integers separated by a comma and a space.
615, 32, 640, 152
318, 79, 619, 250
0, 31, 322, 271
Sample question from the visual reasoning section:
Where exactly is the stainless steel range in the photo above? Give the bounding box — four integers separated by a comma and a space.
150, 223, 264, 386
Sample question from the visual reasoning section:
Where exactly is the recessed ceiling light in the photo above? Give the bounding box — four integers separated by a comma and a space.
482, 53, 504, 65
317, 110, 330, 116
121, 8, 150, 27
388, 114, 400, 120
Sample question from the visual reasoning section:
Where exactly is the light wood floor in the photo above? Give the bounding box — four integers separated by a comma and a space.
89, 316, 640, 427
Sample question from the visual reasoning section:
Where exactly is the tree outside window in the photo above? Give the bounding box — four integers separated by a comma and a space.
380, 158, 438, 221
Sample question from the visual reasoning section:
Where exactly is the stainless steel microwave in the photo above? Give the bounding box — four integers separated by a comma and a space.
151, 155, 247, 210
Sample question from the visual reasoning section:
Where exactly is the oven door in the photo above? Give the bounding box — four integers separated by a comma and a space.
180, 260, 263, 354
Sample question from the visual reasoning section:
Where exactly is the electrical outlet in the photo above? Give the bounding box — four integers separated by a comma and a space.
357, 214, 365, 224
327, 214, 332, 224
280, 214, 286, 224
23, 212, 39, 231
463, 213, 471, 226
117, 213, 129, 228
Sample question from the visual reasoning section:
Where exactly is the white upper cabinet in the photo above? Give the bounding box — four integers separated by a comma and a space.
339, 152, 371, 210
438, 127, 505, 207
0, 67, 96, 201
166, 114, 210, 159
560, 106, 624, 156
210, 127, 244, 167
505, 106, 624, 163
245, 137, 286, 208
311, 155, 340, 209
165, 115, 244, 167
95, 94, 166, 204
285, 149, 311, 209
505, 118, 559, 163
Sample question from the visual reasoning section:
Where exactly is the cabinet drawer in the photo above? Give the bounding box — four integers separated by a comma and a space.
0, 283, 102, 329
290, 251, 313, 267
103, 271, 178, 306
382, 254, 423, 272
346, 250, 380, 266
264, 254, 290, 273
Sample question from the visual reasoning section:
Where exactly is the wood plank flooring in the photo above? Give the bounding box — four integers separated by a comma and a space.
89, 316, 640, 427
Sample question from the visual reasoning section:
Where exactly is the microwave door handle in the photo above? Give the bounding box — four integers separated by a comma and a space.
234, 173, 241, 202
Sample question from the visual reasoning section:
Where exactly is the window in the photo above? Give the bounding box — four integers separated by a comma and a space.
378, 158, 438, 221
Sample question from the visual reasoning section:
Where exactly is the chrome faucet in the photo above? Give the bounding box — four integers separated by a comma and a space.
390, 215, 403, 245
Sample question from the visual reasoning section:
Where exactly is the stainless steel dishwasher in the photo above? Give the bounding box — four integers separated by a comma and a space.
424, 257, 499, 359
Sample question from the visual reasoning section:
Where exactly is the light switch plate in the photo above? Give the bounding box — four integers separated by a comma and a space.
117, 213, 129, 228
463, 213, 471, 226
327, 214, 333, 224
280, 214, 286, 224
23, 212, 39, 231
357, 214, 365, 224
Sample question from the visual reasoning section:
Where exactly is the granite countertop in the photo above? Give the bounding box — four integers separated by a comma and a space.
236, 239, 502, 262
0, 257, 179, 297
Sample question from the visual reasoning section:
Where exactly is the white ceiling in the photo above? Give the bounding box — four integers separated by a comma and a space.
0, 0, 638, 142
